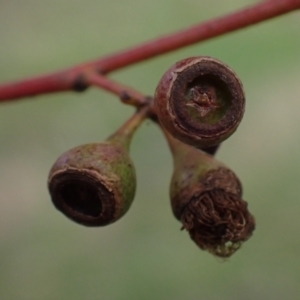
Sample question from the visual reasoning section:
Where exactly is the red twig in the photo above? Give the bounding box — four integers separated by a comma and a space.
93, 0, 300, 74
0, 0, 299, 103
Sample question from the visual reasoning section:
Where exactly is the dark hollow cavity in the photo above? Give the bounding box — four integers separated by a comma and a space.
60, 180, 102, 217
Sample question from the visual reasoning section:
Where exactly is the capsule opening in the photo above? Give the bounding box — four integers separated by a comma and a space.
60, 180, 102, 218
185, 74, 231, 125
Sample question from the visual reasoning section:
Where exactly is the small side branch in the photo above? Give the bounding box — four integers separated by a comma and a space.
85, 72, 148, 107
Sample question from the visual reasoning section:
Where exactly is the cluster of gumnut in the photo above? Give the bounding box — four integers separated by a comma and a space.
48, 56, 255, 258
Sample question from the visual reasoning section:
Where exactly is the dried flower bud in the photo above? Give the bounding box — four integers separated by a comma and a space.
166, 131, 255, 257
154, 56, 245, 148
48, 107, 148, 226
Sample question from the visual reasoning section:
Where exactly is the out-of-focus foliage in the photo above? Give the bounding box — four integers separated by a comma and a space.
0, 1, 300, 299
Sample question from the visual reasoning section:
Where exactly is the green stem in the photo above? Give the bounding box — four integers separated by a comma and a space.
161, 126, 200, 161
107, 105, 150, 149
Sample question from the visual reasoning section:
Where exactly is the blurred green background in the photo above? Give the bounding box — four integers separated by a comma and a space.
1, 0, 300, 299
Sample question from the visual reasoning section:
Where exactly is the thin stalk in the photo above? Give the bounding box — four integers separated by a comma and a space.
86, 72, 148, 107
107, 105, 150, 149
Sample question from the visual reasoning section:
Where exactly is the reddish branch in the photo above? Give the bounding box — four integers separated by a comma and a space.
0, 0, 299, 103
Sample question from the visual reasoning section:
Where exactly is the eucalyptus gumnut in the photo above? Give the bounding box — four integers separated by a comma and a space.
154, 56, 245, 148
165, 131, 255, 257
48, 107, 148, 226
